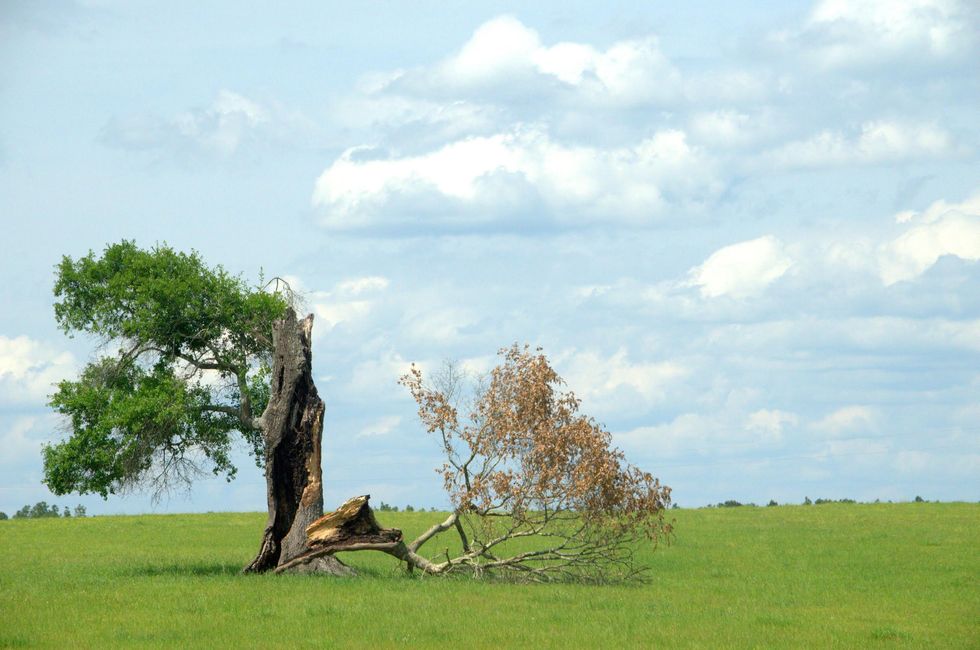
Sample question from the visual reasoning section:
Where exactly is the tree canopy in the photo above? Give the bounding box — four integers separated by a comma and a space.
43, 241, 288, 498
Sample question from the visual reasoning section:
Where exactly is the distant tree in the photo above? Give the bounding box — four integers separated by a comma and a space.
42, 241, 342, 574
73, 505, 87, 518
767, 500, 778, 507
63, 508, 71, 518
719, 500, 743, 508
0, 512, 7, 520
803, 496, 812, 505
29, 501, 61, 518
914, 495, 925, 503
13, 505, 30, 519
404, 505, 414, 512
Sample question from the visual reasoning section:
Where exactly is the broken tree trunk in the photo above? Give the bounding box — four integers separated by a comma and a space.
274, 495, 404, 574
243, 309, 350, 575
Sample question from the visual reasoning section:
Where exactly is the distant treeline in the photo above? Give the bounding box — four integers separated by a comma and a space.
685, 495, 930, 509
0, 501, 87, 520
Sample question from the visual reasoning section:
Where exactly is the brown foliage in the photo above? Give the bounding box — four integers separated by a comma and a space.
398, 344, 672, 581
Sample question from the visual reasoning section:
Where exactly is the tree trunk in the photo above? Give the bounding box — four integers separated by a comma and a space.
243, 308, 350, 576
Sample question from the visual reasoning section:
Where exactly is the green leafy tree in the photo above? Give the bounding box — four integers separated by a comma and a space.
0, 512, 8, 520
42, 241, 288, 499
29, 501, 61, 518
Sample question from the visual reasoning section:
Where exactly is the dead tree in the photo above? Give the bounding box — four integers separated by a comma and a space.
280, 346, 673, 583
243, 309, 350, 575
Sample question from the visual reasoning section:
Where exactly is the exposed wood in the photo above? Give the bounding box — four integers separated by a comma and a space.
273, 495, 404, 574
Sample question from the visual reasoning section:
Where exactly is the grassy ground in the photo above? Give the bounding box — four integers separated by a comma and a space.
0, 503, 976, 648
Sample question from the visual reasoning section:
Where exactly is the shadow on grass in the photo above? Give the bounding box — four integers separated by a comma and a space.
126, 561, 243, 578
126, 559, 394, 579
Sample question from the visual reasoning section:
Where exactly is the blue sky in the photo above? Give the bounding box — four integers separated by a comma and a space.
1, 0, 978, 515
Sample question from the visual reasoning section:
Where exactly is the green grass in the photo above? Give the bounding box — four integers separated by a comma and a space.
1, 503, 977, 648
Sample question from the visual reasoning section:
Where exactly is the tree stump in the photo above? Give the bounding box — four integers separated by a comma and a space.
243, 309, 350, 575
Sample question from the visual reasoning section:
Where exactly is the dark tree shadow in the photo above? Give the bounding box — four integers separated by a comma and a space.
125, 562, 243, 577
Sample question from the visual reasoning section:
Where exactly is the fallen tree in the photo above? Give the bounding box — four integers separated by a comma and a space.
297, 346, 673, 582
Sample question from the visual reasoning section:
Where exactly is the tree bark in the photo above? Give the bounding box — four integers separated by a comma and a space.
243, 309, 350, 575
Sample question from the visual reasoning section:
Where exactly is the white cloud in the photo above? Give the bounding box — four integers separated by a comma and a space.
617, 409, 789, 460
689, 236, 793, 299
776, 0, 978, 68
813, 405, 878, 435
0, 417, 41, 467
413, 15, 682, 106
347, 351, 416, 400
356, 415, 402, 438
557, 348, 687, 416
766, 120, 956, 169
0, 336, 77, 405
746, 409, 799, 437
101, 90, 321, 157
313, 126, 718, 230
313, 301, 372, 331
879, 193, 980, 284
302, 276, 391, 335
336, 276, 390, 296
688, 110, 767, 149
402, 305, 477, 345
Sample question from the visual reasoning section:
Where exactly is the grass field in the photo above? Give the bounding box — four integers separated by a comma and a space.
1, 502, 977, 648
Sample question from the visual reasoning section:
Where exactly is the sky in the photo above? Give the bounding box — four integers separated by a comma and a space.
1, 0, 978, 515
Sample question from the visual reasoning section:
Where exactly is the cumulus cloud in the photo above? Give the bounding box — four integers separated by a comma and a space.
617, 408, 791, 460
688, 236, 794, 299
313, 126, 718, 231
336, 276, 390, 296
101, 90, 321, 158
556, 348, 687, 417
879, 193, 980, 284
296, 275, 391, 336
0, 336, 77, 405
813, 405, 878, 435
0, 417, 42, 467
766, 120, 957, 169
775, 0, 978, 68
388, 15, 683, 107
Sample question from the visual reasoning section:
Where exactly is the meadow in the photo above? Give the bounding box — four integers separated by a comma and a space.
0, 502, 976, 648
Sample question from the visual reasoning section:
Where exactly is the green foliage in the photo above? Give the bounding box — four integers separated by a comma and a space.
0, 512, 7, 520
767, 499, 778, 507
43, 241, 288, 498
29, 502, 62, 518
0, 504, 977, 647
